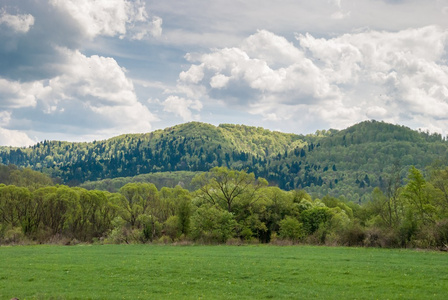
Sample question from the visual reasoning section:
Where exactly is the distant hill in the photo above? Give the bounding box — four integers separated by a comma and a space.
1, 120, 447, 201
79, 171, 200, 193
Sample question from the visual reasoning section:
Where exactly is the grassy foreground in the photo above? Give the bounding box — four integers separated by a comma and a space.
0, 245, 447, 299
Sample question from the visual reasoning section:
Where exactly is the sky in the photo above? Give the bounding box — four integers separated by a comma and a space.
1, 0, 448, 146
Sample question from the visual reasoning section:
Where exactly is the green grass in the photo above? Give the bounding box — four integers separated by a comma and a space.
0, 245, 447, 299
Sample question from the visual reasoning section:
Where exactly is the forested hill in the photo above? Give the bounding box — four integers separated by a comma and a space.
0, 120, 447, 201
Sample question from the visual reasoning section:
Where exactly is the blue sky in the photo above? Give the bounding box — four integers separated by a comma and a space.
1, 0, 448, 146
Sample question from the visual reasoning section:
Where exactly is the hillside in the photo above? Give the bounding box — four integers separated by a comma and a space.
0, 120, 447, 201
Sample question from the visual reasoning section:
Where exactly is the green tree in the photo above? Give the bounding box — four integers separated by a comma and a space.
193, 167, 267, 212
119, 183, 159, 228
173, 186, 192, 236
33, 186, 81, 236
368, 187, 403, 228
402, 166, 436, 225
429, 166, 448, 215
0, 185, 33, 235
70, 188, 119, 241
9, 168, 53, 191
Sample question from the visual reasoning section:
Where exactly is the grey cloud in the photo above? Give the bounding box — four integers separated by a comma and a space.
0, 0, 83, 81
10, 101, 109, 134
150, 0, 448, 50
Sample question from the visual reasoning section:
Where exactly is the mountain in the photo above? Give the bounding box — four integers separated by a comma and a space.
0, 120, 447, 201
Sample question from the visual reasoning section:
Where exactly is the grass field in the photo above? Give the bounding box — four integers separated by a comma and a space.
0, 244, 447, 299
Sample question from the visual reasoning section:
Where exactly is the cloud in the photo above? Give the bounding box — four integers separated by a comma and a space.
50, 0, 162, 40
162, 96, 202, 121
178, 30, 339, 106
0, 111, 11, 127
41, 49, 155, 134
131, 16, 163, 40
2, 0, 448, 144
0, 127, 35, 147
330, 0, 351, 20
240, 30, 303, 68
1, 49, 139, 111
0, 111, 35, 147
150, 0, 448, 53
0, 0, 161, 144
0, 78, 44, 108
174, 26, 448, 134
0, 11, 35, 33
48, 49, 137, 106
331, 10, 351, 20
0, 49, 154, 140
179, 64, 204, 84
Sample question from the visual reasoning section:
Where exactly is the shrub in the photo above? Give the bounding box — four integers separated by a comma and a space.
157, 235, 172, 244
301, 206, 333, 235
190, 205, 237, 244
279, 216, 304, 242
434, 219, 448, 248
339, 223, 366, 246
364, 227, 399, 248
3, 226, 24, 244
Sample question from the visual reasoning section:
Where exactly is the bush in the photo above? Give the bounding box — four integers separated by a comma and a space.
164, 216, 181, 241
190, 205, 236, 243
434, 219, 448, 248
305, 225, 330, 245
279, 217, 304, 242
226, 238, 244, 246
339, 223, 366, 246
301, 207, 333, 235
239, 227, 253, 241
364, 227, 399, 248
3, 226, 25, 244
157, 235, 172, 244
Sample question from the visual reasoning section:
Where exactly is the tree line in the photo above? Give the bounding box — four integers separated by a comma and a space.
1, 166, 448, 249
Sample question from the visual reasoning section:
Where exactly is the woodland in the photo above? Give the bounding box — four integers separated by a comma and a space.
0, 120, 448, 249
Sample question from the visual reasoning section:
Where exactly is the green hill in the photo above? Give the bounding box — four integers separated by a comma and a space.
0, 120, 447, 201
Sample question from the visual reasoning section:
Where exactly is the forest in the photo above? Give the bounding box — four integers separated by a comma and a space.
0, 120, 447, 203
1, 164, 448, 249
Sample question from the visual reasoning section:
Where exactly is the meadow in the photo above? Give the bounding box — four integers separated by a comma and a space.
0, 244, 447, 299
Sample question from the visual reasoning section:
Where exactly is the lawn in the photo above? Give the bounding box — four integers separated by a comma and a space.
0, 244, 447, 299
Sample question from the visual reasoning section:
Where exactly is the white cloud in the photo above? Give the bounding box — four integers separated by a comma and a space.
241, 30, 303, 67
210, 74, 230, 89
162, 96, 202, 121
50, 0, 162, 40
0, 49, 155, 138
179, 64, 204, 84
50, 49, 137, 105
173, 26, 448, 134
0, 127, 35, 147
0, 11, 34, 33
0, 78, 47, 108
